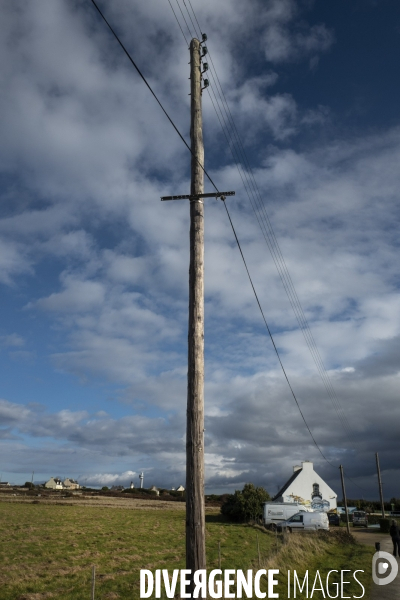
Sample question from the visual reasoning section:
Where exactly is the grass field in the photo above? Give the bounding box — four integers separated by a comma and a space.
0, 498, 373, 599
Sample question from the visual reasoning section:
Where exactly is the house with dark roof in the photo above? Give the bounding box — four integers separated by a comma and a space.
273, 461, 337, 512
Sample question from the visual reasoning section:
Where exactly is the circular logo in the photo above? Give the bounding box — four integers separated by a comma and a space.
372, 551, 398, 586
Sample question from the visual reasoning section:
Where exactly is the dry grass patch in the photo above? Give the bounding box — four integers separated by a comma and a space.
259, 529, 373, 598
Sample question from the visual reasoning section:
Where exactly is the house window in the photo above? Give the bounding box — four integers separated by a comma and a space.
312, 483, 322, 499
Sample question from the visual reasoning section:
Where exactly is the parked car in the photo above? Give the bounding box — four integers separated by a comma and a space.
352, 511, 368, 527
327, 512, 340, 526
263, 502, 312, 528
278, 511, 329, 532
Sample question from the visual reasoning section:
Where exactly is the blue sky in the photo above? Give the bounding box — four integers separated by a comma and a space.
1, 0, 400, 500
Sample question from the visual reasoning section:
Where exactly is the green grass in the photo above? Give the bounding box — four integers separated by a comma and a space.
0, 503, 273, 599
0, 502, 373, 599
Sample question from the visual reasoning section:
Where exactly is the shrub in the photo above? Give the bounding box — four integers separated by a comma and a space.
380, 518, 391, 533
221, 483, 270, 522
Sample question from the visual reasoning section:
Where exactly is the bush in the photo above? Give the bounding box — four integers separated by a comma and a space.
380, 518, 391, 533
221, 483, 270, 522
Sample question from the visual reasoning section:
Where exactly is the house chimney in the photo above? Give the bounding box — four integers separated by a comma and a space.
301, 461, 313, 471
293, 465, 302, 473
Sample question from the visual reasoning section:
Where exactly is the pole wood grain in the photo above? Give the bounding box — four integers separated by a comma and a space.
186, 37, 206, 586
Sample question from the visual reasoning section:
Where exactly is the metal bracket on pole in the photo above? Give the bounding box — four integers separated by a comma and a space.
161, 191, 235, 202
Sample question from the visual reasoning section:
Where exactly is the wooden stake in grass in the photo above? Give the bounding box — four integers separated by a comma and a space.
91, 565, 95, 600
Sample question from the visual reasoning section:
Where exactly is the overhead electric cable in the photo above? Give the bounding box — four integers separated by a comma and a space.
172, 0, 193, 42
222, 201, 336, 466
181, 0, 198, 37
89, 0, 192, 156
89, 0, 365, 489
167, 0, 189, 46
177, 0, 352, 438
179, 2, 369, 492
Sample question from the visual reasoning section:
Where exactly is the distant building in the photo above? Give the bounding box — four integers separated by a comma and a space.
176, 485, 185, 492
150, 486, 160, 496
0, 482, 11, 487
110, 485, 124, 491
63, 478, 80, 490
130, 481, 135, 489
273, 461, 337, 512
45, 477, 64, 490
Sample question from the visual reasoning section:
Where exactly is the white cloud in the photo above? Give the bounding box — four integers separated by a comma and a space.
0, 334, 25, 348
0, 0, 399, 498
260, 0, 334, 64
36, 275, 105, 313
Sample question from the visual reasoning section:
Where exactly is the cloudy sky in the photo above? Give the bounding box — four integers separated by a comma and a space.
1, 0, 399, 500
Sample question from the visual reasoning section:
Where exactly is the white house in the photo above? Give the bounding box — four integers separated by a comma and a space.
273, 461, 337, 512
45, 477, 64, 490
63, 478, 80, 490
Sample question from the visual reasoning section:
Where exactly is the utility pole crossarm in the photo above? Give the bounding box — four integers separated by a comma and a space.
161, 191, 235, 201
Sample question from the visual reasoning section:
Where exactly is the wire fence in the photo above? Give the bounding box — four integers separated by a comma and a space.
85, 526, 290, 599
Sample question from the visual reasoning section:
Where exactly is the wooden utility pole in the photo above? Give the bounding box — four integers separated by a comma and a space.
160, 37, 234, 589
339, 465, 350, 534
375, 452, 385, 518
186, 36, 206, 579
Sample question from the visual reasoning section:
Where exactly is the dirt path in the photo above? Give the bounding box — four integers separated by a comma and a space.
352, 528, 399, 600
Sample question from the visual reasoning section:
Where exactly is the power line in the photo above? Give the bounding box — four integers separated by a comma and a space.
172, 0, 193, 42
176, 0, 353, 439
167, 0, 189, 46
89, 0, 192, 156
223, 201, 336, 466
181, 0, 198, 37
178, 2, 366, 491
89, 0, 364, 487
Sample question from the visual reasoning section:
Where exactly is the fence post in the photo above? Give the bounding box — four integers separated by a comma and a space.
91, 565, 95, 600
257, 533, 261, 568
218, 540, 221, 569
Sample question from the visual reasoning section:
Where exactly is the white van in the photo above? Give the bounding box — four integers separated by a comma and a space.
263, 503, 312, 527
278, 511, 329, 532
